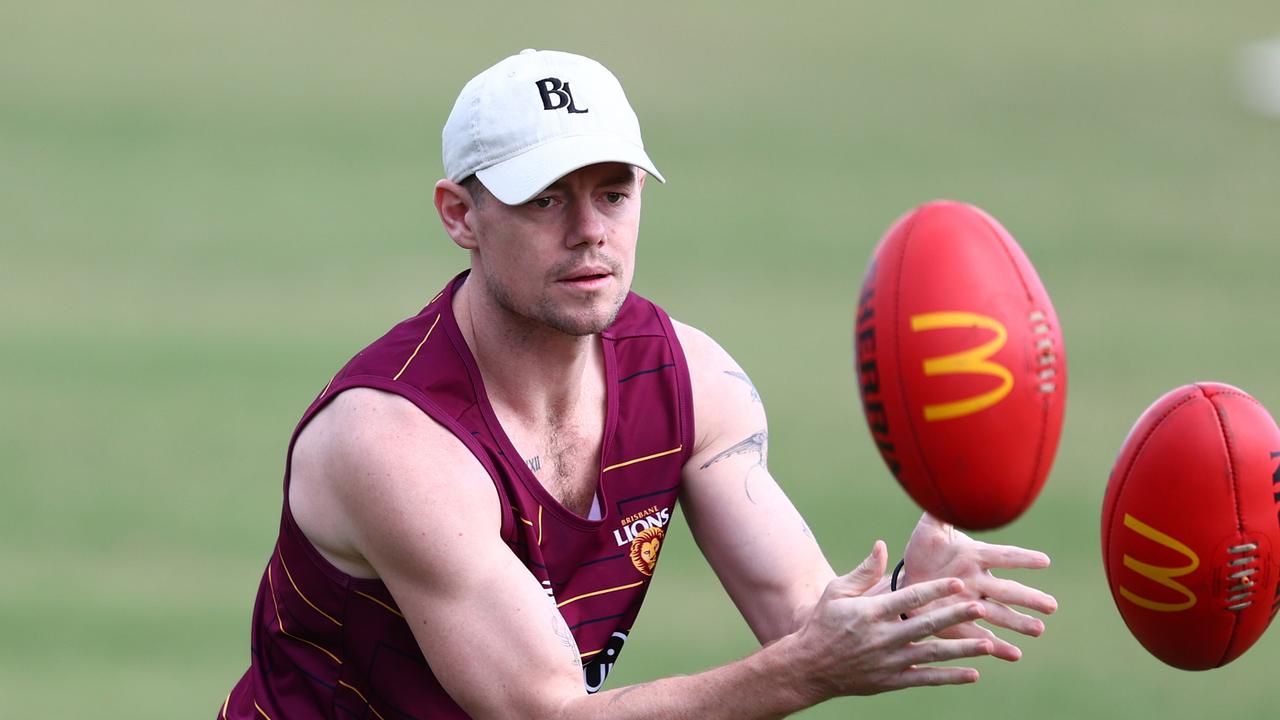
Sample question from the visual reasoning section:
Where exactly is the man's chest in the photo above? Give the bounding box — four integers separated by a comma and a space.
504, 410, 604, 517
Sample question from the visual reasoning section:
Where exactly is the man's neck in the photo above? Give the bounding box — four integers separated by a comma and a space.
453, 275, 601, 425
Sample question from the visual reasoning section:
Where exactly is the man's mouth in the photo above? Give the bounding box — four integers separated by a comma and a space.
558, 267, 613, 286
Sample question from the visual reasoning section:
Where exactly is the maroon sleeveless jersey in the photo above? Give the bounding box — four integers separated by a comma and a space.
220, 271, 695, 719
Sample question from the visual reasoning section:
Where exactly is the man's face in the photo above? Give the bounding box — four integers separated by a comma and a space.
467, 162, 644, 336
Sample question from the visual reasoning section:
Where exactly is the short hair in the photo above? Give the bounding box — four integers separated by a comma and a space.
459, 174, 487, 207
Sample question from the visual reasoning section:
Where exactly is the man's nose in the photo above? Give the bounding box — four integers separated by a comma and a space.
566, 200, 607, 249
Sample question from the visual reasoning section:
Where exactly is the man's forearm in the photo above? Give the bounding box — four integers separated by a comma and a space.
557, 634, 819, 720
525, 555, 1003, 720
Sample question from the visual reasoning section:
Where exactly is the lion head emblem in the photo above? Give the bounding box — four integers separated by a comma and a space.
629, 526, 664, 576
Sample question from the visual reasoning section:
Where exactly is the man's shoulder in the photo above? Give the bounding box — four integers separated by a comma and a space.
301, 387, 482, 482
288, 386, 499, 579
670, 318, 736, 372
667, 317, 767, 458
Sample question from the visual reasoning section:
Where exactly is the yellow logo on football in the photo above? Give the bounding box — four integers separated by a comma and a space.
1120, 513, 1200, 612
910, 311, 1014, 421
629, 526, 664, 576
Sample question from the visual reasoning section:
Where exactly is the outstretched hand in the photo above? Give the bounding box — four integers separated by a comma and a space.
790, 540, 996, 700
902, 513, 1058, 661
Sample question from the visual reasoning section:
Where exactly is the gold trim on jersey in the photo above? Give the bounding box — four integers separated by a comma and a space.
268, 565, 342, 664
279, 551, 342, 627
513, 505, 536, 534
511, 506, 546, 544
601, 446, 683, 474
555, 580, 645, 609
355, 590, 405, 618
338, 680, 389, 720
393, 313, 441, 381
253, 698, 272, 719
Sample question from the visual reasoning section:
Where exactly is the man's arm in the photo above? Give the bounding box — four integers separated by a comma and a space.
291, 388, 589, 715
674, 321, 840, 642
291, 388, 993, 720
673, 320, 1057, 656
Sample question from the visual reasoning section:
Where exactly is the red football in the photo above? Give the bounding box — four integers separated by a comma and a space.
1101, 383, 1280, 670
854, 200, 1066, 530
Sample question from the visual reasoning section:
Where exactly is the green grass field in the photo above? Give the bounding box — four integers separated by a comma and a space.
4, 2, 1280, 717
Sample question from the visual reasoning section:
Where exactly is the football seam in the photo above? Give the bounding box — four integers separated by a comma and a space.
971, 203, 1036, 305
1203, 388, 1257, 667
975, 202, 1060, 524
1103, 389, 1203, 562
892, 208, 956, 522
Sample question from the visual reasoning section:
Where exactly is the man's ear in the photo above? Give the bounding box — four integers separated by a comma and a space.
435, 179, 479, 250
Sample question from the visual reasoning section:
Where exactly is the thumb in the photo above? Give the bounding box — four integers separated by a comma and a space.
831, 540, 888, 596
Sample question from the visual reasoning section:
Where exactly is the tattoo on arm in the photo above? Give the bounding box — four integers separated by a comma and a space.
724, 370, 761, 403
699, 431, 768, 470
525, 456, 541, 473
551, 610, 581, 668
700, 431, 770, 503
607, 682, 650, 707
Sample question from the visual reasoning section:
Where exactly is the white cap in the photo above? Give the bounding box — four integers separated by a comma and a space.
442, 49, 665, 205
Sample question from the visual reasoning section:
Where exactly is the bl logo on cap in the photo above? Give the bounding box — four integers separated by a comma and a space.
536, 77, 589, 114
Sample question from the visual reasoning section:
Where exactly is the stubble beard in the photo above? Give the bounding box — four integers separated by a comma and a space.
483, 262, 630, 338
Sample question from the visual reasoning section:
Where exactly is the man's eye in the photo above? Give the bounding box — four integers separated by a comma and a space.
604, 192, 624, 204
529, 197, 554, 209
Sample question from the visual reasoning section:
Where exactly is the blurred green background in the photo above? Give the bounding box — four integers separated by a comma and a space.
4, 1, 1279, 717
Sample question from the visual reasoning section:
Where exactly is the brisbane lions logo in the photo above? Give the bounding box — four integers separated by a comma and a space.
614, 505, 670, 576
628, 526, 664, 576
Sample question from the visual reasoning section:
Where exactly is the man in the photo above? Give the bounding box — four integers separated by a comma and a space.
220, 49, 1057, 719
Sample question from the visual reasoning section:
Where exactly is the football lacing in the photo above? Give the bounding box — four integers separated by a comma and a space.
1029, 311, 1057, 393
1226, 543, 1260, 611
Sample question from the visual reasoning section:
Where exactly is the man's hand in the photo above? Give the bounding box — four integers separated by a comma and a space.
786, 540, 996, 702
901, 513, 1059, 661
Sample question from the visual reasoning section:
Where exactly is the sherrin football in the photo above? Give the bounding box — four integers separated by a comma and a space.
1101, 383, 1280, 670
854, 200, 1066, 530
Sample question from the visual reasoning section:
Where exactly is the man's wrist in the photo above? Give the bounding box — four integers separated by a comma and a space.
752, 631, 829, 713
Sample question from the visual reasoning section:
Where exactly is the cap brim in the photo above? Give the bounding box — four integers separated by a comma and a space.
475, 134, 665, 205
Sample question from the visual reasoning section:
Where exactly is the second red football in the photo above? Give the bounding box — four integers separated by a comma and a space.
1102, 383, 1280, 670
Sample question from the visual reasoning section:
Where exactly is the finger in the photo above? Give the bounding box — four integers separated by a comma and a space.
971, 542, 1051, 570
970, 575, 1059, 615
977, 599, 1047, 637
882, 578, 967, 618
897, 638, 994, 667
896, 600, 985, 641
829, 540, 889, 597
881, 578, 966, 618
884, 665, 979, 690
936, 621, 1023, 662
